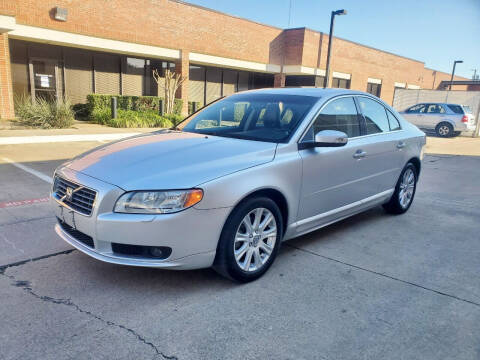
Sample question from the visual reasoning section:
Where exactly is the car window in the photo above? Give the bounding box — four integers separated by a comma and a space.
305, 97, 360, 139
462, 105, 472, 114
406, 104, 426, 113
447, 104, 464, 114
180, 93, 318, 143
426, 104, 445, 114
386, 109, 401, 131
357, 97, 390, 134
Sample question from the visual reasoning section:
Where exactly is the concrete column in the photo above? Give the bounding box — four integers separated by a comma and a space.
175, 50, 189, 116
274, 73, 285, 88
0, 33, 14, 119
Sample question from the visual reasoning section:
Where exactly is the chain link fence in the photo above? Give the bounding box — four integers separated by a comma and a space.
392, 89, 480, 136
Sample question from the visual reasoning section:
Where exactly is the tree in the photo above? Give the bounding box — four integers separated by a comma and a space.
152, 68, 187, 114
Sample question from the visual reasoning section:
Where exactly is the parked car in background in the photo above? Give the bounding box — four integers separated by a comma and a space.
400, 103, 476, 137
51, 88, 426, 282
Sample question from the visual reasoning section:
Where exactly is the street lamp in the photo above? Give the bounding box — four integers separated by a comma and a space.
449, 60, 463, 90
323, 9, 347, 88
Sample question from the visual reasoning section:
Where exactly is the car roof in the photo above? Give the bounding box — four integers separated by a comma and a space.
414, 103, 463, 106
239, 87, 372, 99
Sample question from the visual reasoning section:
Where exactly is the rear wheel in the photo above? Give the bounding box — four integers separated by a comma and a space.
383, 163, 417, 214
213, 197, 283, 282
436, 122, 453, 137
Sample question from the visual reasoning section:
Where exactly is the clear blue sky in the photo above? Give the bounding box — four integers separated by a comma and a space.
185, 0, 480, 79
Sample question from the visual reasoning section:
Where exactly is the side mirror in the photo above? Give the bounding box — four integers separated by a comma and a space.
299, 130, 348, 150
314, 130, 348, 147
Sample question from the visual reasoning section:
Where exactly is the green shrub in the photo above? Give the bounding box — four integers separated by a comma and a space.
107, 110, 173, 128
90, 108, 173, 128
91, 107, 111, 125
72, 103, 90, 120
164, 113, 184, 127
15, 95, 75, 129
86, 94, 183, 117
188, 101, 202, 114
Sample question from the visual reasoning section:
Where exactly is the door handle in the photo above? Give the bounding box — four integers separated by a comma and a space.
353, 150, 367, 159
396, 141, 406, 149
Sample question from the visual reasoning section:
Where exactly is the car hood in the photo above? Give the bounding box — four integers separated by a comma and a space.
66, 131, 277, 190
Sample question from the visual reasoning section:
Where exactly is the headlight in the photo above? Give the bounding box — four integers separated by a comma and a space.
114, 189, 203, 214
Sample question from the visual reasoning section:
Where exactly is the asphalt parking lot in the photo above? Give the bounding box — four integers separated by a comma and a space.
0, 140, 479, 360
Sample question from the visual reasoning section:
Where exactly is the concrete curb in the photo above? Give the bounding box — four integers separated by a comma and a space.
0, 133, 140, 145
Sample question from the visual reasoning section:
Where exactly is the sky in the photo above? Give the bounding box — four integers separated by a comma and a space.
184, 0, 480, 79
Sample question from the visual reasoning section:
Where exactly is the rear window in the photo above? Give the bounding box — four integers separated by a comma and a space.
462, 105, 472, 114
447, 104, 464, 114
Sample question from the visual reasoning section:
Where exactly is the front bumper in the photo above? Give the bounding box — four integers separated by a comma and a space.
52, 167, 231, 270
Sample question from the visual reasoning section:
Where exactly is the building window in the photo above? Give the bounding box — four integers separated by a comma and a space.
251, 73, 274, 89
366, 82, 381, 97
332, 77, 350, 89
123, 57, 145, 96
285, 75, 315, 87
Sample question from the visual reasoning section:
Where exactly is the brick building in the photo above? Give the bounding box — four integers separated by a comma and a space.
0, 0, 469, 119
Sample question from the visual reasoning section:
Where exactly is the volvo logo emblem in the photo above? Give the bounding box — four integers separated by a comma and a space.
65, 187, 73, 201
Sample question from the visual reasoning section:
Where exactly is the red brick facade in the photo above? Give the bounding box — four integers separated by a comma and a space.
0, 33, 14, 119
0, 0, 470, 118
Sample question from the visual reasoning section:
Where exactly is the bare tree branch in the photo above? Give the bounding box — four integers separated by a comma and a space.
152, 69, 187, 114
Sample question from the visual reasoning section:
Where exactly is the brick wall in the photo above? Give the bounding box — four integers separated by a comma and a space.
0, 33, 14, 119
0, 0, 282, 64
422, 68, 467, 90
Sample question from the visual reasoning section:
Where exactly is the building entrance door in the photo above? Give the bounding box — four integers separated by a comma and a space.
29, 59, 59, 101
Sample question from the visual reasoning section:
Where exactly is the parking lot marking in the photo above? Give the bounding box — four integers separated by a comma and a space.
0, 133, 140, 145
0, 197, 50, 209
1, 157, 53, 184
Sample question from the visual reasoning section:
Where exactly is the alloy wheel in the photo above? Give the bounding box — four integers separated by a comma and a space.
398, 168, 415, 208
234, 208, 277, 272
438, 125, 450, 136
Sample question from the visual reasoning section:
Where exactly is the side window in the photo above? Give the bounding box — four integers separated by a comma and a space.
386, 109, 401, 131
309, 97, 360, 139
426, 104, 444, 113
357, 97, 390, 134
447, 104, 463, 114
406, 104, 426, 113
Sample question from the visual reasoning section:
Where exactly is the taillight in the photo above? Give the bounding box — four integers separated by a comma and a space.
461, 115, 468, 123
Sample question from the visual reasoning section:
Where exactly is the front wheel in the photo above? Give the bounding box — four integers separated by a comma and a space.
383, 163, 418, 214
213, 197, 283, 282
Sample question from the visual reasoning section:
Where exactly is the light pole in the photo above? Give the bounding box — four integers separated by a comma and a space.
323, 9, 347, 88
449, 60, 463, 90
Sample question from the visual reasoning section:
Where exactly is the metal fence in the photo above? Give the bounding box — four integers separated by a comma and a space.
392, 89, 480, 136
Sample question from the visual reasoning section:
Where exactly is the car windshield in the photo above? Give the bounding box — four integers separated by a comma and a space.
178, 93, 318, 143
462, 105, 472, 114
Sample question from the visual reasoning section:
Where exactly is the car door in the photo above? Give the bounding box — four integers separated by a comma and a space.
355, 95, 405, 194
403, 104, 427, 127
424, 103, 444, 129
297, 96, 377, 233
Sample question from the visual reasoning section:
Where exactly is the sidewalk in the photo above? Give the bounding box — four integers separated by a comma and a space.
0, 121, 161, 145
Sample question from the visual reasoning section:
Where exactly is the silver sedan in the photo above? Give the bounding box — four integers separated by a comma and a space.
51, 88, 426, 282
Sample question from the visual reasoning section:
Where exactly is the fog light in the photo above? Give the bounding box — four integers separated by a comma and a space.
149, 247, 164, 258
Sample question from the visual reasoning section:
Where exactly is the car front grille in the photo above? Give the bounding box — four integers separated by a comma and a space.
53, 176, 97, 216
57, 217, 94, 248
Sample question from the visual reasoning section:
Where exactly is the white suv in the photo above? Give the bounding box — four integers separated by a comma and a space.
401, 103, 476, 137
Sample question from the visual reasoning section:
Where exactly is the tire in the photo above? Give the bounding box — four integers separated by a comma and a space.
435, 122, 453, 137
383, 163, 418, 215
213, 197, 283, 283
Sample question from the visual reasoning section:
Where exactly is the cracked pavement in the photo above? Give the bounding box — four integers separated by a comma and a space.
0, 142, 479, 359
